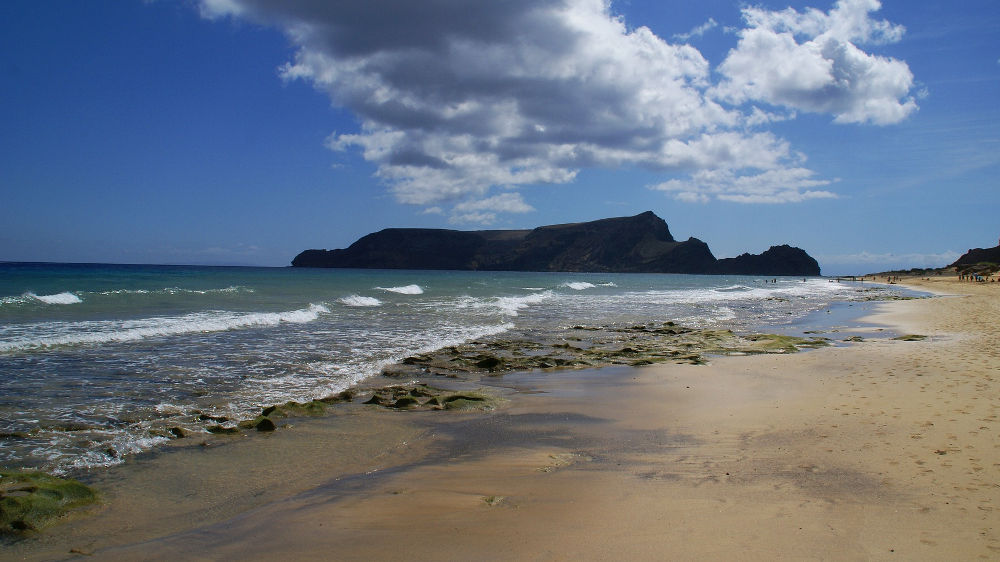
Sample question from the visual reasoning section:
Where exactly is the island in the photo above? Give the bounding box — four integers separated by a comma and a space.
292, 211, 821, 276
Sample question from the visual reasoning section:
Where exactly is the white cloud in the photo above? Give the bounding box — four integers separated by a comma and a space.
201, 0, 918, 214
714, 0, 918, 125
674, 18, 718, 42
818, 250, 961, 271
449, 212, 498, 225
453, 193, 535, 215
650, 167, 838, 204
447, 192, 535, 225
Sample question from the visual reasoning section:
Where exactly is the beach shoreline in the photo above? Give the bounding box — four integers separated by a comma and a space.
8, 276, 998, 560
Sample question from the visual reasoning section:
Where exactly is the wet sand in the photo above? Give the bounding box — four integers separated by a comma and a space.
11, 277, 999, 560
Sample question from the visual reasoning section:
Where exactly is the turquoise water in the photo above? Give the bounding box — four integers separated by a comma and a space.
0, 263, 905, 473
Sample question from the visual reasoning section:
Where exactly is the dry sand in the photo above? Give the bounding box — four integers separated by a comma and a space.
13, 277, 1000, 560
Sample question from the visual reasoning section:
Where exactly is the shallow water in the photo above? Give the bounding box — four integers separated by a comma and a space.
0, 263, 910, 473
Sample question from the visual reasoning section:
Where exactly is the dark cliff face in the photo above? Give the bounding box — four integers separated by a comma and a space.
294, 229, 487, 270
950, 245, 1000, 268
715, 245, 821, 276
292, 211, 820, 276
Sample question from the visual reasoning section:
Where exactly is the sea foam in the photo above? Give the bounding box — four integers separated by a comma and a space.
375, 284, 423, 295
561, 282, 596, 291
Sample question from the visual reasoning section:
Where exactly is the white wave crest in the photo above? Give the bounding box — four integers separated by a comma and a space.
493, 291, 553, 316
338, 295, 382, 307
32, 292, 83, 305
375, 284, 424, 295
0, 303, 330, 353
715, 285, 753, 292
94, 286, 253, 297
561, 282, 596, 291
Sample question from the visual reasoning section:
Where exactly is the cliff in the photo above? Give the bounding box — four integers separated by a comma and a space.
292, 211, 821, 276
715, 245, 820, 276
950, 245, 1000, 268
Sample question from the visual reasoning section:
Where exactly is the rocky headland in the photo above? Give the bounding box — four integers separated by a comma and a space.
292, 211, 821, 276
950, 243, 1000, 276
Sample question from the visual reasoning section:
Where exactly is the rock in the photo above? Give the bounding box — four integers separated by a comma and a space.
206, 425, 239, 435
237, 416, 276, 431
319, 390, 355, 403
254, 418, 276, 432
258, 400, 327, 419
292, 211, 820, 275
391, 397, 420, 409
474, 356, 503, 370
0, 432, 30, 440
714, 244, 820, 276
950, 245, 1000, 269
407, 387, 435, 398
442, 393, 494, 411
0, 471, 98, 534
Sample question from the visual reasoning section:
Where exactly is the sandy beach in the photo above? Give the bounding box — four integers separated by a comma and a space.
10, 276, 999, 560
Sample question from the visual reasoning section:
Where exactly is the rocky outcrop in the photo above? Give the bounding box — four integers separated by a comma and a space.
293, 211, 821, 276
950, 245, 1000, 268
714, 245, 820, 276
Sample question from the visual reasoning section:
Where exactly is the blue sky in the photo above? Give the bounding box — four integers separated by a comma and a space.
1, 0, 997, 275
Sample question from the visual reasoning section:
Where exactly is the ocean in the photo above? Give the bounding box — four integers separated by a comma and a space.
0, 263, 909, 473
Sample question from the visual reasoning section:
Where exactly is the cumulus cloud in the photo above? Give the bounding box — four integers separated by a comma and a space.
714, 0, 917, 124
200, 0, 917, 220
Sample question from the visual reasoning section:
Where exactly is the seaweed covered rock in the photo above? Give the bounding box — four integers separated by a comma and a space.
237, 416, 277, 432
361, 385, 501, 412
386, 322, 829, 377
0, 471, 98, 534
441, 393, 493, 411
263, 400, 327, 418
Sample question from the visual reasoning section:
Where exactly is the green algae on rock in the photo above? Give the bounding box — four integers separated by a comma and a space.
360, 384, 502, 412
383, 322, 830, 378
0, 471, 98, 534
441, 392, 497, 411
892, 334, 928, 341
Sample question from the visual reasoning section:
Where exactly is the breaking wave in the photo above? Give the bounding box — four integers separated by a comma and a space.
492, 291, 554, 316
338, 295, 382, 307
0, 304, 330, 353
32, 292, 83, 305
375, 284, 424, 295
